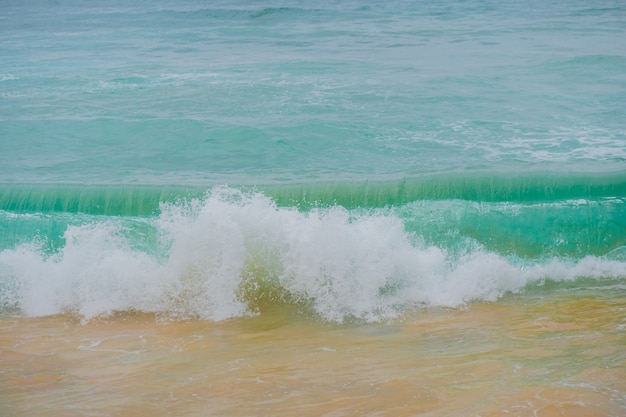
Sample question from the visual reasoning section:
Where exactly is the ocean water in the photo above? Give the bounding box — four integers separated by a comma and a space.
1, 0, 625, 415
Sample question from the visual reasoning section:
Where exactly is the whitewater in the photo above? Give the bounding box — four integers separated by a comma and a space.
1, 186, 625, 322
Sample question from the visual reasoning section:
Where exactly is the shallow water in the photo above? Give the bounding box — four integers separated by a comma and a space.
2, 288, 625, 417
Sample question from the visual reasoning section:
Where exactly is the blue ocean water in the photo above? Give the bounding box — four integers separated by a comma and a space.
1, 0, 625, 321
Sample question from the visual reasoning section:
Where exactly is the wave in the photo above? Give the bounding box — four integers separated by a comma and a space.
1, 186, 624, 322
1, 173, 625, 258
2, 171, 625, 214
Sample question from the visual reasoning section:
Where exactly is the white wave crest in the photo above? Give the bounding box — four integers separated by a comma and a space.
1, 187, 625, 322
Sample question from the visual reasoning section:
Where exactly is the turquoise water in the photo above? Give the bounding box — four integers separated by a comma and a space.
1, 0, 625, 321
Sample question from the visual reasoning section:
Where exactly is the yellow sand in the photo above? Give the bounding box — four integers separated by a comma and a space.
1, 293, 624, 416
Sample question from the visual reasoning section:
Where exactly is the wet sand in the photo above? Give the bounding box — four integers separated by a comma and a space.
1, 292, 624, 417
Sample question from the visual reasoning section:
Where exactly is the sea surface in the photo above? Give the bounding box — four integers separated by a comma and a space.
1, 0, 625, 416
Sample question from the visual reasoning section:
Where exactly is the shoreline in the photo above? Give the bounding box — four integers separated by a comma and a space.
2, 293, 624, 416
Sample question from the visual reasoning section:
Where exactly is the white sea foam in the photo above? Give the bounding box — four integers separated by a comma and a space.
0, 74, 19, 82
1, 187, 625, 322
